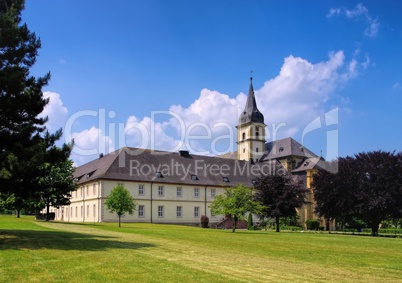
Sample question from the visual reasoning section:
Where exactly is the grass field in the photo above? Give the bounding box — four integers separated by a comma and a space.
1, 215, 402, 282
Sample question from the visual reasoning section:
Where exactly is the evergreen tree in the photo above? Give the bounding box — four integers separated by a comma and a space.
0, 0, 74, 216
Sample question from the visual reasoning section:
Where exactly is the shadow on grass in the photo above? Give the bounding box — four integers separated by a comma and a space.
0, 229, 156, 251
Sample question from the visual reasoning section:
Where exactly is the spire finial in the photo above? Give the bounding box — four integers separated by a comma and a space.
250, 70, 253, 81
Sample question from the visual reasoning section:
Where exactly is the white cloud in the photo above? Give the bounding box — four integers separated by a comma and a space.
361, 54, 371, 69
68, 50, 363, 165
327, 3, 379, 38
131, 50, 357, 152
40, 91, 68, 131
256, 51, 355, 138
345, 3, 368, 19
365, 19, 379, 38
327, 8, 342, 18
124, 115, 183, 152
70, 126, 114, 165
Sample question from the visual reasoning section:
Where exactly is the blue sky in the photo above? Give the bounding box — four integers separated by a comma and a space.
22, 1, 402, 165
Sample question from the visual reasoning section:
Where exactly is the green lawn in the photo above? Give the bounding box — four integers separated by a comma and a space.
1, 215, 402, 282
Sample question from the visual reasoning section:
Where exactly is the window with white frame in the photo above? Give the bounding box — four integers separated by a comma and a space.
81, 206, 83, 217
194, 187, 199, 198
194, 206, 199, 218
86, 185, 89, 196
176, 187, 182, 197
138, 205, 144, 217
176, 206, 182, 218
211, 188, 216, 198
158, 186, 164, 196
87, 205, 89, 217
93, 204, 96, 217
138, 184, 144, 195
93, 184, 96, 195
158, 206, 164, 217
75, 206, 77, 218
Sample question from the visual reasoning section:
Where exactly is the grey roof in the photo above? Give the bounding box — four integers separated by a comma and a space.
261, 137, 319, 161
73, 147, 282, 187
291, 157, 324, 172
215, 151, 237, 160
238, 78, 265, 125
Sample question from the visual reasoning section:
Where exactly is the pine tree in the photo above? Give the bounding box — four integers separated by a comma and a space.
0, 0, 74, 216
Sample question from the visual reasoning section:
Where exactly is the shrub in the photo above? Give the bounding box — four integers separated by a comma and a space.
200, 215, 209, 228
305, 220, 320, 231
260, 219, 268, 231
282, 226, 303, 231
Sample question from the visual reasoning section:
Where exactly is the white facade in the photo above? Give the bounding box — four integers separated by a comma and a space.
50, 180, 226, 224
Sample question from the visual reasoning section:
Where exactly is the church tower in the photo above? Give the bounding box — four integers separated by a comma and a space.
236, 77, 266, 162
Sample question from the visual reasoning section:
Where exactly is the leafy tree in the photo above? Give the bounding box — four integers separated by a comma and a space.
313, 158, 357, 228
313, 151, 402, 236
210, 184, 263, 233
254, 171, 309, 232
105, 185, 137, 227
37, 143, 77, 221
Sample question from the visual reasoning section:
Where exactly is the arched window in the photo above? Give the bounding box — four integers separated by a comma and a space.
256, 131, 259, 139
242, 132, 246, 140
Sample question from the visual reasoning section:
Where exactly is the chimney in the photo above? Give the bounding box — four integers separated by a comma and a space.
179, 150, 190, 157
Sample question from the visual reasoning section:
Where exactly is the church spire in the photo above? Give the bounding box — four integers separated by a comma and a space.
238, 76, 264, 125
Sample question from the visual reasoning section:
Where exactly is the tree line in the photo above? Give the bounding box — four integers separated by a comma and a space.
313, 151, 402, 236
209, 151, 402, 236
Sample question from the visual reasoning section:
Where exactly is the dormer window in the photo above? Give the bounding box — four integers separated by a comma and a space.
222, 177, 230, 183
156, 172, 163, 178
279, 147, 284, 152
84, 171, 96, 179
191, 174, 198, 180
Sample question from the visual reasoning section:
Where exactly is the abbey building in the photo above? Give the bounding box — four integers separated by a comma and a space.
48, 78, 325, 227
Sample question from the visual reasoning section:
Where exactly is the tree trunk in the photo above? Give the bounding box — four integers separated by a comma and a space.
232, 215, 237, 233
276, 216, 280, 232
16, 209, 20, 218
371, 222, 380, 236
119, 215, 121, 228
46, 202, 50, 221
